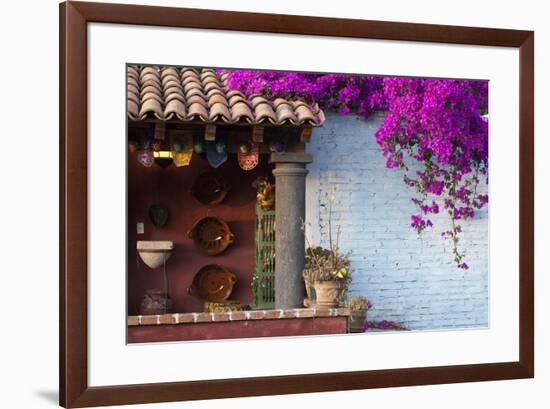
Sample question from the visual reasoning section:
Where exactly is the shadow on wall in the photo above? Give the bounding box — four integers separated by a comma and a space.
128, 152, 273, 315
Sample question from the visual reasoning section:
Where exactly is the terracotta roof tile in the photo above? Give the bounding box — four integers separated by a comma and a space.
275, 102, 298, 124
295, 104, 317, 123
164, 99, 186, 120
127, 65, 325, 126
128, 100, 139, 119
254, 102, 277, 123
231, 101, 254, 122
251, 96, 269, 108
208, 93, 228, 107
209, 102, 232, 122
187, 102, 208, 120
139, 98, 163, 119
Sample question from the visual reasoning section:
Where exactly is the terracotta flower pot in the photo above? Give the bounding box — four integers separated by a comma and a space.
349, 309, 368, 333
313, 280, 343, 308
304, 283, 316, 303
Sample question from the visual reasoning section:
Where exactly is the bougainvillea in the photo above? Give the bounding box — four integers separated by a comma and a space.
224, 71, 387, 117
223, 70, 489, 269
365, 320, 408, 331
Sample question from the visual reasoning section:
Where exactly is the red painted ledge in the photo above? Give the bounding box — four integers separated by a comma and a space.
128, 307, 350, 343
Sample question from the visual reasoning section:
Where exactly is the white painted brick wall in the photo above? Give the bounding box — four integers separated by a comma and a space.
305, 113, 488, 330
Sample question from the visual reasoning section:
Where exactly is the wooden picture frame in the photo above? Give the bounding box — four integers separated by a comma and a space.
59, 1, 534, 407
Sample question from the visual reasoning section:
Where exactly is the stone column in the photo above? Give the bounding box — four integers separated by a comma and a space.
270, 152, 312, 309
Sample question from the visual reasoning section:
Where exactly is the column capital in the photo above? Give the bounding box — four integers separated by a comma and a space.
272, 167, 309, 177
269, 152, 312, 165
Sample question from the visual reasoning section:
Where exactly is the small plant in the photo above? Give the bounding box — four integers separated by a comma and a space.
253, 176, 275, 210
302, 186, 354, 306
366, 320, 408, 331
347, 295, 373, 311
303, 246, 352, 282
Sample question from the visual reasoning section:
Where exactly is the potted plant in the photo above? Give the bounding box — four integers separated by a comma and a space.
303, 246, 326, 305
347, 295, 373, 333
303, 245, 352, 308
302, 186, 355, 307
253, 177, 275, 210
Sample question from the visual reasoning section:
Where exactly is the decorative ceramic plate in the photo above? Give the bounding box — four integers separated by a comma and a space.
187, 216, 234, 255
191, 171, 229, 206
188, 264, 236, 302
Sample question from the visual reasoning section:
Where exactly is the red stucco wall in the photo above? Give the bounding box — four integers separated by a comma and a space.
128, 317, 349, 343
127, 151, 272, 315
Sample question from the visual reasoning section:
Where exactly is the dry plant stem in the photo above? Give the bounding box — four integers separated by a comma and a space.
335, 225, 341, 267
302, 221, 323, 285
328, 194, 333, 251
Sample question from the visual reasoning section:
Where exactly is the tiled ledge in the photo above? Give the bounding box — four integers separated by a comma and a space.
128, 307, 350, 326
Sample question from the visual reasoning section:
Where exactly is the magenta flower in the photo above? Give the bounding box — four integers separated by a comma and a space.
223, 70, 488, 269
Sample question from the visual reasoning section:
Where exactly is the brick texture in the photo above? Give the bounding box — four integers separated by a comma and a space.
128, 308, 350, 326
306, 113, 489, 330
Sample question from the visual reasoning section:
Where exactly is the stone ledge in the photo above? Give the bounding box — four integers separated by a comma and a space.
128, 307, 350, 327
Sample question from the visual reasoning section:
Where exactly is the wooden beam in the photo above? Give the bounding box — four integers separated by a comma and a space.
252, 126, 264, 143
205, 125, 216, 141
299, 127, 312, 143
154, 122, 166, 141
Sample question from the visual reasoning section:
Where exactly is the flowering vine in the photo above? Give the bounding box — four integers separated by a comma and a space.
224, 71, 489, 269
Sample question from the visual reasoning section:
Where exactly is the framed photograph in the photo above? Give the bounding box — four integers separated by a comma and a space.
60, 1, 534, 407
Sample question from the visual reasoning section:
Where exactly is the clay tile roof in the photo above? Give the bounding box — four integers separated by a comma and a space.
127, 65, 325, 126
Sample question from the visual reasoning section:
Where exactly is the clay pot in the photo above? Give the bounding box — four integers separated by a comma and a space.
191, 172, 229, 206
314, 280, 343, 308
188, 264, 236, 302
137, 241, 173, 269
187, 216, 234, 256
349, 309, 368, 333
140, 289, 173, 315
303, 282, 316, 307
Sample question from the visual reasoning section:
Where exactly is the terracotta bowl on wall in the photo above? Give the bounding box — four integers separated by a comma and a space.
191, 172, 230, 206
188, 264, 236, 302
187, 216, 234, 256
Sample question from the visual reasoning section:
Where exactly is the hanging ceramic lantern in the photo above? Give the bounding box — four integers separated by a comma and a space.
153, 151, 173, 169
155, 158, 172, 169
172, 152, 191, 167
148, 204, 169, 228
137, 132, 154, 167
238, 143, 250, 155
172, 133, 194, 167
206, 140, 227, 168
137, 149, 154, 167
238, 141, 259, 171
